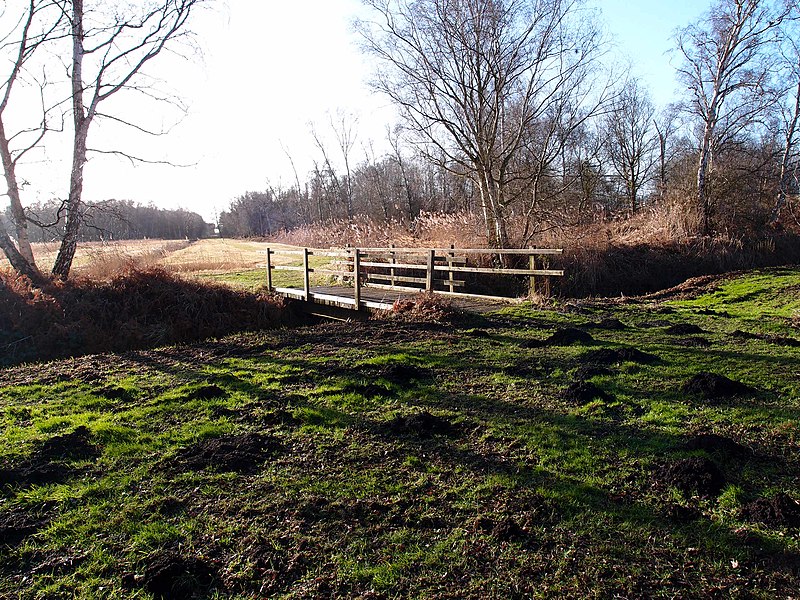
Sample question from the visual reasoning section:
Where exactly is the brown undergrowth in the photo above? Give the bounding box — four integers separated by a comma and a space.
0, 267, 303, 366
274, 209, 800, 297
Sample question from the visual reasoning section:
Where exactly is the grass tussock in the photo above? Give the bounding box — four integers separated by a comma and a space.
0, 267, 301, 365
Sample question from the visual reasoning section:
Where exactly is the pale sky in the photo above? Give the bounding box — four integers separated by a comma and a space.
9, 0, 711, 223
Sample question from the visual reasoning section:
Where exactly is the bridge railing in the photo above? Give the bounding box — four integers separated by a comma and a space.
265, 245, 563, 307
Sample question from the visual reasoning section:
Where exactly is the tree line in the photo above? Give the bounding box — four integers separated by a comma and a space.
2, 200, 213, 242
221, 0, 800, 245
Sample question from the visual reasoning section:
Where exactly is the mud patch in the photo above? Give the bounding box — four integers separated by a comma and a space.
37, 426, 100, 462
658, 457, 726, 498
546, 328, 594, 346
171, 433, 281, 473
129, 551, 217, 600
683, 433, 752, 458
0, 427, 100, 489
96, 385, 135, 402
663, 503, 701, 524
582, 347, 658, 365
0, 502, 57, 546
573, 365, 614, 380
730, 330, 800, 347
588, 318, 627, 330
563, 381, 613, 404
739, 494, 800, 529
188, 384, 226, 401
683, 373, 755, 401
380, 364, 430, 385
665, 323, 705, 335
387, 412, 456, 438
491, 517, 527, 542
466, 328, 491, 338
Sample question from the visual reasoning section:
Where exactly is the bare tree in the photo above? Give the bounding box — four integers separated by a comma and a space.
602, 80, 657, 214
653, 105, 681, 202
0, 0, 65, 280
50, 0, 205, 279
358, 0, 608, 249
772, 6, 800, 222
676, 0, 787, 235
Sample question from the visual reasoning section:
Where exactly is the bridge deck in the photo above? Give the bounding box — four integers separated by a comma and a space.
274, 285, 517, 314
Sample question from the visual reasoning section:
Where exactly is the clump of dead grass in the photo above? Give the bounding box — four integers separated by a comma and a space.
381, 293, 459, 324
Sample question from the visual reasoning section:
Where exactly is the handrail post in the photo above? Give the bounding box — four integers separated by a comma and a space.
447, 244, 455, 293
543, 255, 551, 297
353, 248, 361, 310
266, 247, 273, 291
303, 247, 310, 301
426, 249, 435, 292
390, 243, 396, 288
529, 249, 536, 297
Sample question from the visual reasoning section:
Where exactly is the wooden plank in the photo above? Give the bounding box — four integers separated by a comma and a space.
433, 265, 564, 276
366, 273, 465, 287
269, 246, 563, 256
357, 260, 429, 270
347, 247, 564, 255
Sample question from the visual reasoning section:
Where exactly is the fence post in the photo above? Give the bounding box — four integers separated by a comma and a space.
353, 248, 361, 310
529, 250, 536, 296
266, 247, 273, 291
426, 249, 435, 292
303, 248, 310, 301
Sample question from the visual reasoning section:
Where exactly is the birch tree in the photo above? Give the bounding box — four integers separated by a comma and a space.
676, 0, 786, 235
0, 0, 65, 280
51, 0, 204, 279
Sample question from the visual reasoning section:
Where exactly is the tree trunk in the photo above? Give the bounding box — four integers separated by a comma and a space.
772, 79, 800, 223
0, 119, 38, 272
696, 118, 715, 236
52, 0, 88, 280
0, 224, 43, 282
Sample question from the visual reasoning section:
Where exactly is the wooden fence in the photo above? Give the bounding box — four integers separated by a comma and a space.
266, 245, 563, 308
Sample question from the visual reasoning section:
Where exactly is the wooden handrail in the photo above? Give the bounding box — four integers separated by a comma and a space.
265, 244, 564, 305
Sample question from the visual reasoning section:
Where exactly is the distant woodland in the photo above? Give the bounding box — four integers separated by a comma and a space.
2, 200, 213, 243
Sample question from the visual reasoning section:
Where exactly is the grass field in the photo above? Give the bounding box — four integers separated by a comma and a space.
1, 238, 339, 290
0, 268, 799, 598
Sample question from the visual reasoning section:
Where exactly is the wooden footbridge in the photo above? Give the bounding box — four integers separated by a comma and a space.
267, 246, 563, 317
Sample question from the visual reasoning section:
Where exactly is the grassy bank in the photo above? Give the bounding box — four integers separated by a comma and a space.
0, 268, 798, 598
